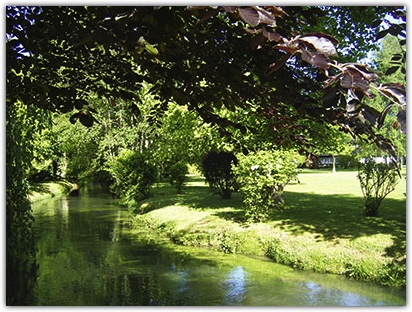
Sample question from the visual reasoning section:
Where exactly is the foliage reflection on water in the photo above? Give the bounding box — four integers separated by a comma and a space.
31, 194, 406, 306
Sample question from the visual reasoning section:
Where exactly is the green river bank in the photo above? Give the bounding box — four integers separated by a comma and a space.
29, 180, 77, 203
131, 171, 406, 289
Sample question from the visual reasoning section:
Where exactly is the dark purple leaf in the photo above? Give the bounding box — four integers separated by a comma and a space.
379, 83, 406, 106
131, 103, 141, 117
69, 112, 80, 124
309, 52, 327, 70
249, 34, 266, 50
300, 32, 339, 44
340, 71, 370, 93
74, 99, 87, 110
222, 6, 237, 13
361, 105, 381, 126
79, 112, 94, 127
298, 33, 338, 56
262, 27, 283, 42
391, 54, 403, 61
385, 66, 400, 75
396, 109, 406, 133
374, 135, 396, 159
263, 6, 288, 17
301, 50, 330, 69
376, 28, 389, 40
388, 24, 403, 36
377, 103, 394, 129
238, 7, 261, 27
322, 88, 340, 109
371, 19, 382, 28
350, 64, 379, 82
274, 37, 300, 54
267, 31, 283, 42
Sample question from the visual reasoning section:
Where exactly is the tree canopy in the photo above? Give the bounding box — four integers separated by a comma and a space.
6, 6, 406, 156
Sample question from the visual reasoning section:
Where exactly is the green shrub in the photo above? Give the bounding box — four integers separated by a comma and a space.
201, 150, 238, 199
167, 161, 188, 193
233, 150, 301, 222
108, 150, 157, 207
357, 157, 399, 217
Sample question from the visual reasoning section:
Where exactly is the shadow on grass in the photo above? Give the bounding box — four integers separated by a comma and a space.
277, 191, 406, 262
148, 177, 406, 239
278, 191, 406, 240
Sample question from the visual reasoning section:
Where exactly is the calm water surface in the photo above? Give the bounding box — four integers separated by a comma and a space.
32, 192, 406, 306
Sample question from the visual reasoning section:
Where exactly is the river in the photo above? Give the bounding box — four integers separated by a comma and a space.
31, 191, 406, 306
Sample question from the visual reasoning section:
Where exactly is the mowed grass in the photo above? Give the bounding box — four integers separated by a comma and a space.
132, 169, 406, 288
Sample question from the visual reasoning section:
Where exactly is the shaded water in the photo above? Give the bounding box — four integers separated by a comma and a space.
32, 192, 406, 306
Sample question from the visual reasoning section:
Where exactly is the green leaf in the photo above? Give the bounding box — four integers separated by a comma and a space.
145, 43, 159, 55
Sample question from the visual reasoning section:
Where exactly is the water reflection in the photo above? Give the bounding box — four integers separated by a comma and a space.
221, 266, 246, 305
31, 195, 406, 306
300, 281, 381, 306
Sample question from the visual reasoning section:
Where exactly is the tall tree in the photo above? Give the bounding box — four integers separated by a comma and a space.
6, 101, 43, 305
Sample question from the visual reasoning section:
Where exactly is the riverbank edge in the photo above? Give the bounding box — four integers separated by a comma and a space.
29, 180, 77, 203
131, 204, 405, 289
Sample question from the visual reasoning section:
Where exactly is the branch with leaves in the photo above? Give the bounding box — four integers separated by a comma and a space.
192, 5, 406, 159
6, 6, 405, 159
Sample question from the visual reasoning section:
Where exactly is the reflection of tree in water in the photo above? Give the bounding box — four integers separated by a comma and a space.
221, 266, 246, 305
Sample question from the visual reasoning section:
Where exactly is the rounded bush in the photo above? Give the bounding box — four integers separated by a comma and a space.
233, 150, 301, 222
357, 157, 399, 217
168, 161, 188, 193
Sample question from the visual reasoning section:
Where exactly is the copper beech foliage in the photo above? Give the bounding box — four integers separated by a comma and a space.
6, 6, 406, 158
210, 6, 406, 158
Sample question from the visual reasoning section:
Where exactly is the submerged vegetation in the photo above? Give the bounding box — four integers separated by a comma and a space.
132, 170, 406, 288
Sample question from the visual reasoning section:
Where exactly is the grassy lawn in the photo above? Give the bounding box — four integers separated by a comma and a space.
131, 169, 406, 288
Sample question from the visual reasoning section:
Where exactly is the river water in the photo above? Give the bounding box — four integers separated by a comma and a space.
31, 192, 406, 306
